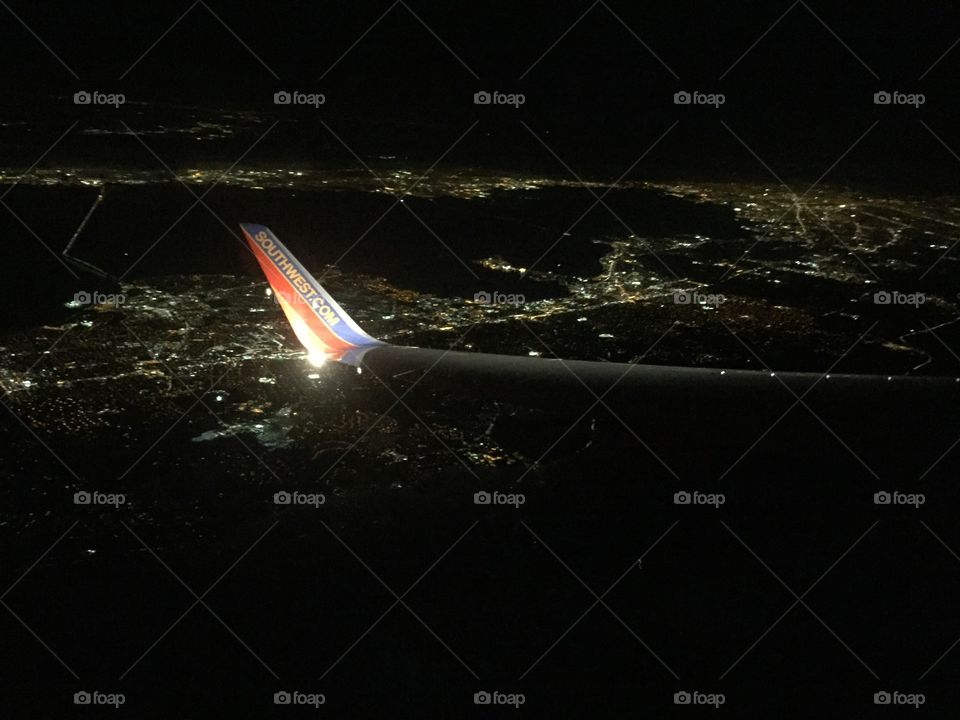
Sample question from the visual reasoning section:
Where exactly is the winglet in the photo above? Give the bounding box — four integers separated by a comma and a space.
240, 223, 382, 360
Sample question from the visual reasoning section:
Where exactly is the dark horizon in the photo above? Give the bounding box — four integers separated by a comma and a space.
1, 1, 958, 189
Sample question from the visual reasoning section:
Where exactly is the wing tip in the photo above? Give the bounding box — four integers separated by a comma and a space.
241, 222, 383, 358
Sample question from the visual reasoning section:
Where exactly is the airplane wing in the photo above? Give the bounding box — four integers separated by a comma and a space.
239, 223, 958, 437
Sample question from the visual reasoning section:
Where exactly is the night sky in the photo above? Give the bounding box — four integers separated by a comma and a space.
2, 0, 959, 184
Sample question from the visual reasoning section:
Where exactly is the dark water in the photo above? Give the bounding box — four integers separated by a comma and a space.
2, 111, 960, 715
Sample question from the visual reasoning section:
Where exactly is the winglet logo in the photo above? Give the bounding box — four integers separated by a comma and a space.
250, 230, 344, 329
241, 223, 383, 355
